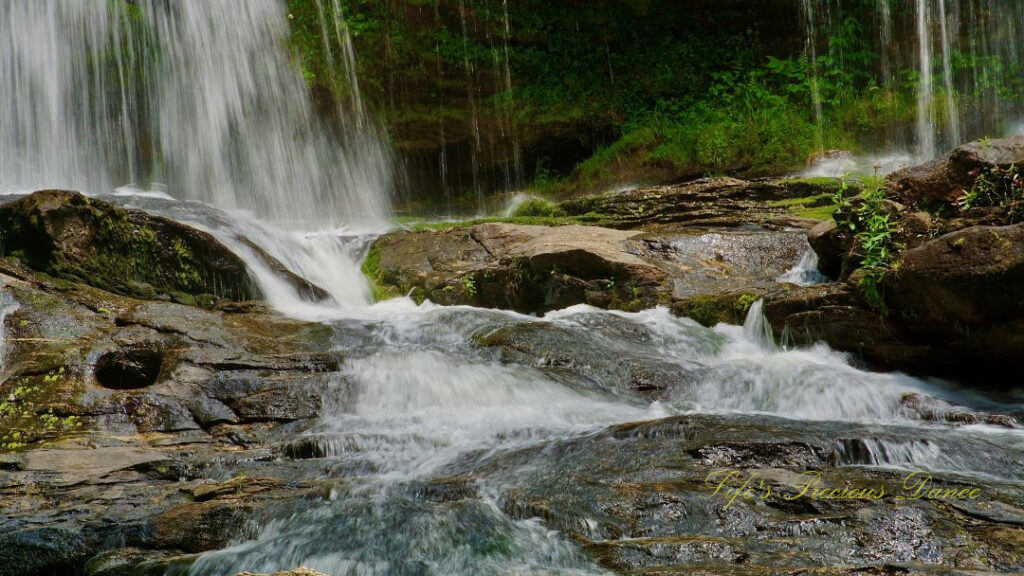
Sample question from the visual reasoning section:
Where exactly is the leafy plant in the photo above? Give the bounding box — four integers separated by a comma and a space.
854, 186, 896, 312
958, 165, 1023, 216
831, 180, 897, 312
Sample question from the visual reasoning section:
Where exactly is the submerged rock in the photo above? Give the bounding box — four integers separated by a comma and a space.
481, 414, 1024, 575
0, 190, 257, 303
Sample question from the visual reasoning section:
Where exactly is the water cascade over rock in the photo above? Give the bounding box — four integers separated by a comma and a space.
0, 0, 392, 228
1, 3, 1023, 576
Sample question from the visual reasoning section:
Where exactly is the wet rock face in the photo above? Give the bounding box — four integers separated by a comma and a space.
0, 190, 258, 303
786, 139, 1024, 382
369, 222, 811, 319
0, 256, 344, 575
478, 415, 1024, 575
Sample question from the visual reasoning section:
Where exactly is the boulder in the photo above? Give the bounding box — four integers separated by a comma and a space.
886, 135, 1024, 205
369, 222, 811, 316
765, 286, 933, 370
0, 190, 257, 302
370, 222, 670, 313
887, 223, 1024, 332
765, 265, 1024, 382
806, 220, 846, 279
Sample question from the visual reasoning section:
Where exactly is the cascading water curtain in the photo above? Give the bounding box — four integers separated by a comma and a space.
799, 0, 1024, 159
0, 0, 393, 230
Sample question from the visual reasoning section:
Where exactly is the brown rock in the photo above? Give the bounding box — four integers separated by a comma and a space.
806, 220, 846, 279
886, 135, 1024, 205
371, 223, 811, 316
0, 190, 257, 302
372, 222, 669, 313
888, 223, 1024, 331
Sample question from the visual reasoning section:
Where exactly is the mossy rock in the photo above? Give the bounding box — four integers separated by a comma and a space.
671, 291, 760, 327
0, 190, 258, 302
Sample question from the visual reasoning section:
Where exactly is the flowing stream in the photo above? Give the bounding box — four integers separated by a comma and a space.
1, 2, 1023, 575
98, 193, 1023, 575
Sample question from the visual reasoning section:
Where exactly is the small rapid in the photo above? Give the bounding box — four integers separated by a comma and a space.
22, 189, 1016, 576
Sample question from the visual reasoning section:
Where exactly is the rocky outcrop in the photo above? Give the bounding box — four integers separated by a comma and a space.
887, 135, 1024, 205
0, 190, 258, 303
368, 221, 811, 318
887, 224, 1024, 331
764, 283, 938, 373
0, 254, 340, 575
557, 176, 847, 229
772, 137, 1024, 382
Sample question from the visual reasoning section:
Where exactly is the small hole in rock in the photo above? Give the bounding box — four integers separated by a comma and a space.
95, 347, 164, 390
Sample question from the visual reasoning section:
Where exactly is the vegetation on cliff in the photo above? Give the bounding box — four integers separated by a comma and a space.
284, 0, 1022, 199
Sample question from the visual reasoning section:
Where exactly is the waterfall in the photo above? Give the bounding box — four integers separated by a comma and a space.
742, 300, 777, 351
801, 0, 826, 152
801, 0, 1024, 163
936, 0, 961, 147
0, 290, 19, 377
915, 0, 936, 159
0, 0, 392, 230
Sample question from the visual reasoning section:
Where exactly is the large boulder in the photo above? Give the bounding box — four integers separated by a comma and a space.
887, 223, 1024, 333
887, 135, 1024, 205
764, 283, 935, 372
368, 222, 811, 317
369, 223, 669, 313
767, 221, 1024, 382
0, 190, 258, 303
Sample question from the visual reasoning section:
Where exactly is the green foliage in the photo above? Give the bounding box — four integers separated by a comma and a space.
957, 164, 1023, 213
512, 197, 563, 218
282, 1, 1021, 197
833, 179, 897, 312
172, 239, 201, 290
